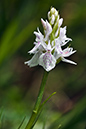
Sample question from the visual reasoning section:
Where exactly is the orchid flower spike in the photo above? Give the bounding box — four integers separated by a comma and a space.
25, 7, 77, 72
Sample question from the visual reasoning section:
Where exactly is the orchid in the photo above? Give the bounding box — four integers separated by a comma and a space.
25, 7, 76, 72
24, 7, 77, 129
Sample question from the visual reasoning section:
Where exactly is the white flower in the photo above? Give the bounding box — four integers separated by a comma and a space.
25, 40, 56, 71
34, 28, 44, 43
55, 27, 72, 46
29, 28, 46, 54
38, 40, 56, 72
25, 7, 76, 71
59, 27, 72, 45
41, 18, 52, 40
55, 44, 77, 65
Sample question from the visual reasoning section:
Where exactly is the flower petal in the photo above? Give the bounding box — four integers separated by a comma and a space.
54, 38, 62, 46
39, 52, 56, 71
34, 28, 44, 42
44, 20, 52, 40
29, 42, 40, 54
58, 18, 63, 27
25, 52, 41, 67
41, 19, 52, 36
62, 47, 76, 57
41, 18, 46, 30
58, 27, 72, 46
61, 37, 72, 46
60, 26, 66, 35
61, 57, 77, 65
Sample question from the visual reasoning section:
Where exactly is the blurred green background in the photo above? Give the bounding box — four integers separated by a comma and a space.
0, 0, 86, 129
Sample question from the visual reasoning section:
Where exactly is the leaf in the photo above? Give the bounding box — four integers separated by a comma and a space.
17, 116, 26, 129
0, 107, 4, 127
31, 92, 56, 128
0, 20, 18, 64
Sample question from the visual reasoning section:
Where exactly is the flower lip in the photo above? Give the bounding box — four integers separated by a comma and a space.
39, 51, 56, 71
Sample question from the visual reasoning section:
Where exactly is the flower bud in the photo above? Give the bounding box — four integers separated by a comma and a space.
51, 7, 56, 14
48, 7, 58, 25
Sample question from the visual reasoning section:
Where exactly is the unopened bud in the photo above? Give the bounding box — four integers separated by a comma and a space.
51, 7, 56, 14
48, 7, 58, 25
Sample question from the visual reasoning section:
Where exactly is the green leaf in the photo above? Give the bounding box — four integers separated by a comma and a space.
32, 92, 56, 128
17, 116, 26, 129
0, 107, 4, 127
0, 20, 18, 64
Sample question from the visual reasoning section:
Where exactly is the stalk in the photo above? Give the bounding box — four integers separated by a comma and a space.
25, 71, 49, 129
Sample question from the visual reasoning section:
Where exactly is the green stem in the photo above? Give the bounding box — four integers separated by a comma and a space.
25, 71, 49, 129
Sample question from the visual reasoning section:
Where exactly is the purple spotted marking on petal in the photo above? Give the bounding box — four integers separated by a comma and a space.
43, 52, 52, 66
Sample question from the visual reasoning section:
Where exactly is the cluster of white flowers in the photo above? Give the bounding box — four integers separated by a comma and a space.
25, 7, 76, 72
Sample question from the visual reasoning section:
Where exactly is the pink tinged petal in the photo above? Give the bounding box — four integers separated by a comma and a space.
61, 57, 77, 65
41, 19, 52, 35
41, 18, 46, 29
62, 47, 76, 57
25, 52, 40, 67
39, 52, 56, 71
44, 21, 52, 40
46, 20, 52, 34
